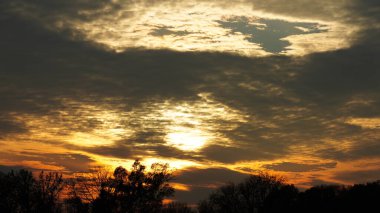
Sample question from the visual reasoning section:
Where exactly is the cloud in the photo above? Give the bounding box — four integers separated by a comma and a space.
335, 169, 380, 184
1, 0, 354, 56
248, 0, 379, 25
200, 144, 282, 163
263, 162, 337, 172
174, 167, 249, 203
298, 177, 340, 188
0, 152, 95, 173
0, 118, 27, 137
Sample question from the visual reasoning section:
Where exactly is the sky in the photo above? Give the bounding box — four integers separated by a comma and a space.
0, 0, 379, 204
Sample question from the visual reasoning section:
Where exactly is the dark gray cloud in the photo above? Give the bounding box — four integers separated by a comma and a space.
264, 162, 337, 172
335, 169, 380, 184
0, 118, 27, 137
0, 152, 95, 173
298, 177, 340, 188
174, 167, 248, 203
316, 133, 380, 161
200, 144, 282, 163
44, 153, 95, 172
176, 167, 248, 186
150, 26, 191, 37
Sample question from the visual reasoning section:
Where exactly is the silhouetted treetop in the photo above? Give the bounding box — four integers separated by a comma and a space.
68, 160, 175, 213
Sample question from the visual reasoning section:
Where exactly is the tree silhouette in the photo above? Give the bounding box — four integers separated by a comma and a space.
198, 172, 287, 213
34, 171, 64, 213
63, 196, 89, 213
68, 160, 175, 213
0, 169, 64, 213
262, 184, 298, 213
0, 169, 35, 212
296, 181, 380, 213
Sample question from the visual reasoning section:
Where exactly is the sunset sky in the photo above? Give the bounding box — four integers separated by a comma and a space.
0, 0, 379, 204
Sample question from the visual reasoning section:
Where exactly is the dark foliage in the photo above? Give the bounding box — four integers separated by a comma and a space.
67, 160, 175, 213
198, 173, 292, 213
0, 169, 64, 213
2, 166, 380, 213
199, 173, 380, 213
297, 181, 380, 213
161, 202, 195, 213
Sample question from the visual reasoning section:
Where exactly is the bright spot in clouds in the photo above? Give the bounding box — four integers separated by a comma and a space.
166, 128, 209, 151
346, 118, 380, 129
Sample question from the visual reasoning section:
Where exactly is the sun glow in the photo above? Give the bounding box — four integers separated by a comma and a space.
158, 93, 246, 152
166, 129, 208, 151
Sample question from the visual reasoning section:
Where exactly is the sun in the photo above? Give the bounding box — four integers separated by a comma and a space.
166, 127, 209, 151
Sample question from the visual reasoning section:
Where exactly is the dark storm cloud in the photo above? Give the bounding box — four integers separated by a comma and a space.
0, 1, 379, 200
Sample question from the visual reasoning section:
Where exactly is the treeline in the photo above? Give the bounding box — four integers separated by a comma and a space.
198, 173, 380, 213
0, 160, 189, 213
1, 161, 380, 213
